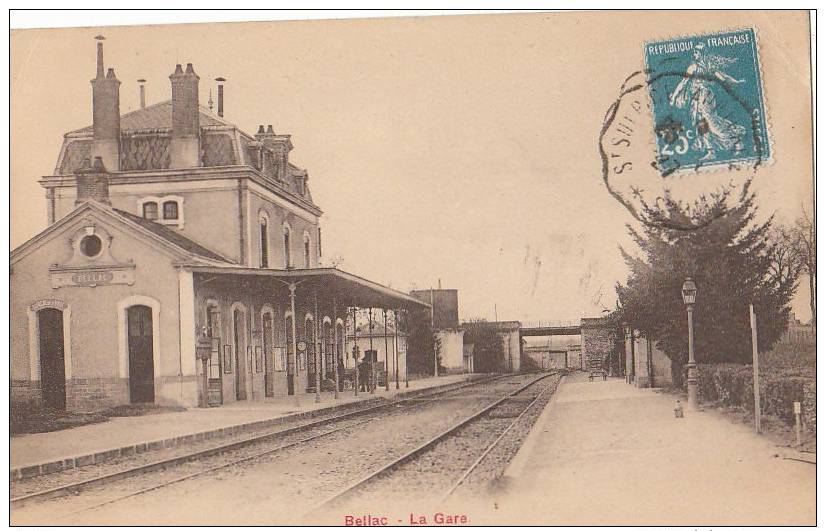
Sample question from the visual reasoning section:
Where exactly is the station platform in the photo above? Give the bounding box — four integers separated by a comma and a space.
490, 372, 815, 525
11, 373, 477, 480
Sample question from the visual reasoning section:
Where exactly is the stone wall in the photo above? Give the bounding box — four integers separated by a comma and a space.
581, 317, 621, 371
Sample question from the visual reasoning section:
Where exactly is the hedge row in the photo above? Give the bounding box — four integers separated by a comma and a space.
686, 364, 815, 432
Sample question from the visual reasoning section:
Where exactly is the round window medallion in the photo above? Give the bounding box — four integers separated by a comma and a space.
79, 234, 103, 257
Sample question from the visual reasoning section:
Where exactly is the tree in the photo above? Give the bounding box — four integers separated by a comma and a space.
789, 207, 816, 328
767, 224, 803, 292
616, 183, 798, 384
463, 319, 506, 373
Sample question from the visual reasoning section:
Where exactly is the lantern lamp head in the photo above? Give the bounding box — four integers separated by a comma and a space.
682, 277, 697, 305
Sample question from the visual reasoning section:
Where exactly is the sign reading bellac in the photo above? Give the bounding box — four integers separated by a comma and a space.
49, 265, 135, 288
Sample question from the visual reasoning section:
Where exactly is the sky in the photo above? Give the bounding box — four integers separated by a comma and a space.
10, 11, 814, 323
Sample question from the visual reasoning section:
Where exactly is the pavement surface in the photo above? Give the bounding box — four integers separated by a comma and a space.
487, 372, 816, 526
11, 373, 472, 471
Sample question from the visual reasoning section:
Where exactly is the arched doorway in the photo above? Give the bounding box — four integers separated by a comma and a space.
323, 320, 333, 380
205, 303, 223, 405
233, 306, 248, 401
305, 315, 316, 390
262, 311, 274, 397
38, 308, 66, 410
127, 305, 155, 404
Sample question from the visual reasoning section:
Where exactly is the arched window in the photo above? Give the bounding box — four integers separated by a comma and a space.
303, 232, 311, 268
143, 201, 159, 220
259, 213, 269, 269
283, 223, 292, 269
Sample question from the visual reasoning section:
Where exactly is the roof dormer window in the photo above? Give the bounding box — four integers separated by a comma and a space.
142, 202, 158, 220
138, 195, 184, 227
163, 201, 179, 220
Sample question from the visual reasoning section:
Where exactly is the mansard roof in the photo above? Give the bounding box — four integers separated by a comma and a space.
55, 101, 316, 207
68, 100, 227, 134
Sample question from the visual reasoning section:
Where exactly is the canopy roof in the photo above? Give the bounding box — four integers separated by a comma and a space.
187, 265, 429, 311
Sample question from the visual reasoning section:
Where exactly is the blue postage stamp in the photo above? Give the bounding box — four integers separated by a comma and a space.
644, 28, 769, 174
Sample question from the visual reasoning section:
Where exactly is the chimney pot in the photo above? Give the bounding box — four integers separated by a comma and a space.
138, 79, 146, 109
215, 77, 225, 118
174, 64, 183, 74
185, 63, 195, 74
266, 125, 275, 135
257, 125, 266, 135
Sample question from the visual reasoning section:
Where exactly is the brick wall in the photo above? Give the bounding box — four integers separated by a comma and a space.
11, 380, 42, 411
66, 378, 129, 411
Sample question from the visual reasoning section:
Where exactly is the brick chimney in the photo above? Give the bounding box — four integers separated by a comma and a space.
90, 36, 121, 171
255, 124, 292, 182
169, 63, 200, 168
75, 157, 111, 206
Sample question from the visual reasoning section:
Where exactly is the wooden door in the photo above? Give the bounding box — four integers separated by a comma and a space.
38, 308, 66, 410
233, 308, 247, 401
127, 305, 155, 404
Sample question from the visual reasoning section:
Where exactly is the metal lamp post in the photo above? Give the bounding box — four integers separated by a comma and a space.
681, 277, 699, 411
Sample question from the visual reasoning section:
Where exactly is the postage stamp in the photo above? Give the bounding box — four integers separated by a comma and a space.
644, 28, 770, 174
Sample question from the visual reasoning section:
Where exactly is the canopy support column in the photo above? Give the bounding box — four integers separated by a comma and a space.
314, 289, 321, 403
352, 306, 359, 397
384, 308, 389, 392
289, 283, 300, 407
333, 297, 340, 400
403, 310, 409, 388
369, 308, 375, 394
394, 308, 400, 390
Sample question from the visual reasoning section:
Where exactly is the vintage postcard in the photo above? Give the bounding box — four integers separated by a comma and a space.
8, 10, 815, 526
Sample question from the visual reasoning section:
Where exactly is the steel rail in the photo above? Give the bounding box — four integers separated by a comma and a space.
310, 372, 554, 513
11, 373, 508, 509
441, 374, 559, 499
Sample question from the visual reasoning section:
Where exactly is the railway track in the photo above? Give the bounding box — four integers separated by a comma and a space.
10, 373, 519, 513
311, 372, 560, 516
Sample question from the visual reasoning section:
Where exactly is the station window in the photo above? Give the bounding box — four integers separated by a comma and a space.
163, 201, 179, 220
143, 201, 159, 220
283, 224, 292, 269
139, 196, 184, 226
260, 216, 269, 269
303, 234, 311, 268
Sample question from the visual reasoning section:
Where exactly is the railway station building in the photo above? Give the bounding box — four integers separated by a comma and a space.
10, 38, 427, 412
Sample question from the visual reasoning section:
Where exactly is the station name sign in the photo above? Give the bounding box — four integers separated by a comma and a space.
49, 265, 136, 289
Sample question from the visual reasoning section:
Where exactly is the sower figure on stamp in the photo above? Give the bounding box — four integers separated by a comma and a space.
668, 42, 746, 162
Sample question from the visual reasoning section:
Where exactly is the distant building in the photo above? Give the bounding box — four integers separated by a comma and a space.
622, 327, 673, 388
410, 288, 466, 374
462, 320, 522, 373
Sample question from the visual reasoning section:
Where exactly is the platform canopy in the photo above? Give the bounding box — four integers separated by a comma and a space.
186, 265, 430, 311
